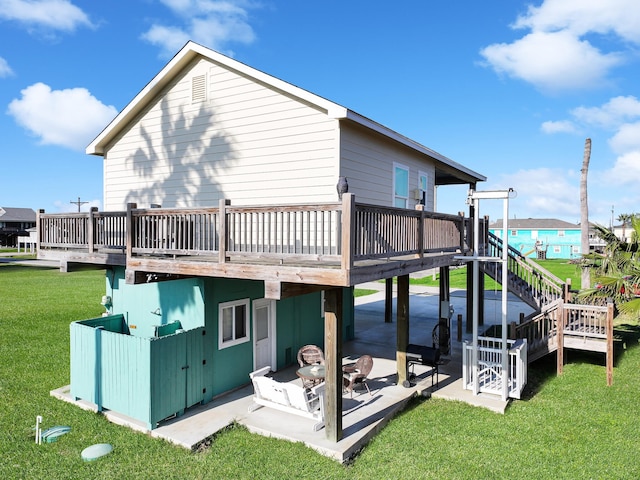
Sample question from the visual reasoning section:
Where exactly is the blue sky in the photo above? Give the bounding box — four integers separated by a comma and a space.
1, 0, 639, 226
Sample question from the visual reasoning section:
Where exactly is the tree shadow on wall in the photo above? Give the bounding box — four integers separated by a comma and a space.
124, 96, 235, 208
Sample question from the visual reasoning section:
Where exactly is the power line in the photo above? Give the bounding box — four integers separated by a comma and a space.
70, 197, 89, 212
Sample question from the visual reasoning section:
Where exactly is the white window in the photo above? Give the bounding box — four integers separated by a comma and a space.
531, 230, 538, 239
558, 230, 565, 237
511, 230, 518, 236
553, 246, 561, 253
394, 163, 409, 208
418, 171, 428, 206
572, 245, 580, 254
219, 299, 250, 349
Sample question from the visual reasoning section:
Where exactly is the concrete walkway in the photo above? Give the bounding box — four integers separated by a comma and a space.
52, 279, 534, 463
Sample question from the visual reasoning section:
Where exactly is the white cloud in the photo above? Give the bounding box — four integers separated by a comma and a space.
7, 82, 117, 151
481, 0, 640, 92
0, 57, 13, 77
480, 31, 622, 92
142, 0, 258, 56
608, 122, 640, 155
514, 0, 640, 43
489, 168, 580, 219
603, 151, 640, 186
0, 0, 94, 32
571, 96, 640, 129
541, 120, 578, 134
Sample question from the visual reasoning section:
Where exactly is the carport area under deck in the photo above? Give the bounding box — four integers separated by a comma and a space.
51, 283, 524, 463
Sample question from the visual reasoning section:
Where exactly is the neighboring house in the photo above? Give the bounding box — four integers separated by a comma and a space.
612, 222, 634, 244
489, 218, 581, 260
0, 207, 36, 247
38, 42, 485, 438
17, 227, 38, 253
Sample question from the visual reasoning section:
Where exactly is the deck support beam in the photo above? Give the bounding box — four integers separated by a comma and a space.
396, 274, 410, 387
385, 278, 393, 323
324, 288, 343, 442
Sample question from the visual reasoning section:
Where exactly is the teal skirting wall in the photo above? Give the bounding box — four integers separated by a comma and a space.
70, 315, 207, 429
70, 267, 355, 427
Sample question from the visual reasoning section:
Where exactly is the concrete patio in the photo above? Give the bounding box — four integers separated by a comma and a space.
52, 280, 534, 463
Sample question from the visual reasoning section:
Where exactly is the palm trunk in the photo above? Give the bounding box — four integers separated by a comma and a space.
580, 138, 591, 290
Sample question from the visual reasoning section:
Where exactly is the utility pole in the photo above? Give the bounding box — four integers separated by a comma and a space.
70, 197, 89, 212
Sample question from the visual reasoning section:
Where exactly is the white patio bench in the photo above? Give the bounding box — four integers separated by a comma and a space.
248, 366, 325, 431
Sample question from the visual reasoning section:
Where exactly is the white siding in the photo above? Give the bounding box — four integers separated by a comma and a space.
104, 58, 340, 210
339, 123, 436, 210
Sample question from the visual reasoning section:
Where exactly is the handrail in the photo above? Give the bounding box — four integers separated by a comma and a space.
38, 195, 470, 270
514, 300, 611, 362
38, 209, 126, 250
484, 232, 565, 309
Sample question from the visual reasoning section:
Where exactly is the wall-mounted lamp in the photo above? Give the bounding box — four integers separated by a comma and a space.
151, 308, 162, 316
100, 295, 112, 316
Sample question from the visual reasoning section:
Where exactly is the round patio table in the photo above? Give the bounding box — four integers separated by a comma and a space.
296, 365, 325, 388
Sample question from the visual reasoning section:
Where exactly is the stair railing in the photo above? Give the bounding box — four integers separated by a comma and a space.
484, 232, 566, 309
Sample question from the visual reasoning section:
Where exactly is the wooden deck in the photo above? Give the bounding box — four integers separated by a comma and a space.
37, 194, 471, 297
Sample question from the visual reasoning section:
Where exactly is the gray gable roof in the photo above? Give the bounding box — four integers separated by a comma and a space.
489, 218, 579, 230
0, 207, 36, 222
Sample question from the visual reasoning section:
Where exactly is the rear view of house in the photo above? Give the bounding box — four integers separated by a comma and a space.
39, 41, 485, 439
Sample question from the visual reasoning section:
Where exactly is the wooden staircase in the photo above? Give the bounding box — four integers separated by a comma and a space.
480, 233, 613, 374
481, 232, 566, 311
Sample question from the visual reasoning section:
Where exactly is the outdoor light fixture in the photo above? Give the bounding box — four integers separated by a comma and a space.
100, 295, 112, 316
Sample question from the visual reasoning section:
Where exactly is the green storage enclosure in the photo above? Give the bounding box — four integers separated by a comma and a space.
70, 315, 207, 429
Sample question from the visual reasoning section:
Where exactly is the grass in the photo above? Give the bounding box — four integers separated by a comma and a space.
411, 259, 582, 291
2, 264, 640, 478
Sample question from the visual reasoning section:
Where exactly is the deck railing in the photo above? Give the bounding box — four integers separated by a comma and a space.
39, 210, 126, 251
462, 336, 527, 399
514, 301, 611, 358
38, 194, 469, 269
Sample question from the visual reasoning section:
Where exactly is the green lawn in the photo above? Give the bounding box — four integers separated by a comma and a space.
2, 264, 640, 479
411, 259, 582, 291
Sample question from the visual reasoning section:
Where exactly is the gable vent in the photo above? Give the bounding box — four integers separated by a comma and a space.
192, 74, 207, 102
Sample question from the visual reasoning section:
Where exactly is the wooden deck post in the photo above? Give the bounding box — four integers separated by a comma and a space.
125, 203, 136, 261
218, 199, 229, 264
466, 262, 474, 334
385, 278, 393, 323
396, 274, 409, 387
324, 288, 343, 442
557, 302, 565, 376
439, 266, 451, 354
341, 193, 355, 271
88, 207, 97, 254
606, 303, 614, 386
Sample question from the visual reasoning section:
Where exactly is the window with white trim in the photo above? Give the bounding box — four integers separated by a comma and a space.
558, 230, 565, 237
418, 171, 428, 206
219, 299, 250, 349
394, 163, 409, 208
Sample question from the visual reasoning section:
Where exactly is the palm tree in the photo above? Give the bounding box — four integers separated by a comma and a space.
580, 138, 591, 289
579, 217, 640, 317
617, 213, 632, 241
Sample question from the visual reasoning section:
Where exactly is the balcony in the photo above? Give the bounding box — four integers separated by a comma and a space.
38, 194, 471, 295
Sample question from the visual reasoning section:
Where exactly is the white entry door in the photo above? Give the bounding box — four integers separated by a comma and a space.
253, 299, 275, 371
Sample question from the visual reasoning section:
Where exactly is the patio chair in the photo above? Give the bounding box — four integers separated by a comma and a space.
297, 345, 325, 388
343, 354, 373, 398
297, 345, 325, 368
